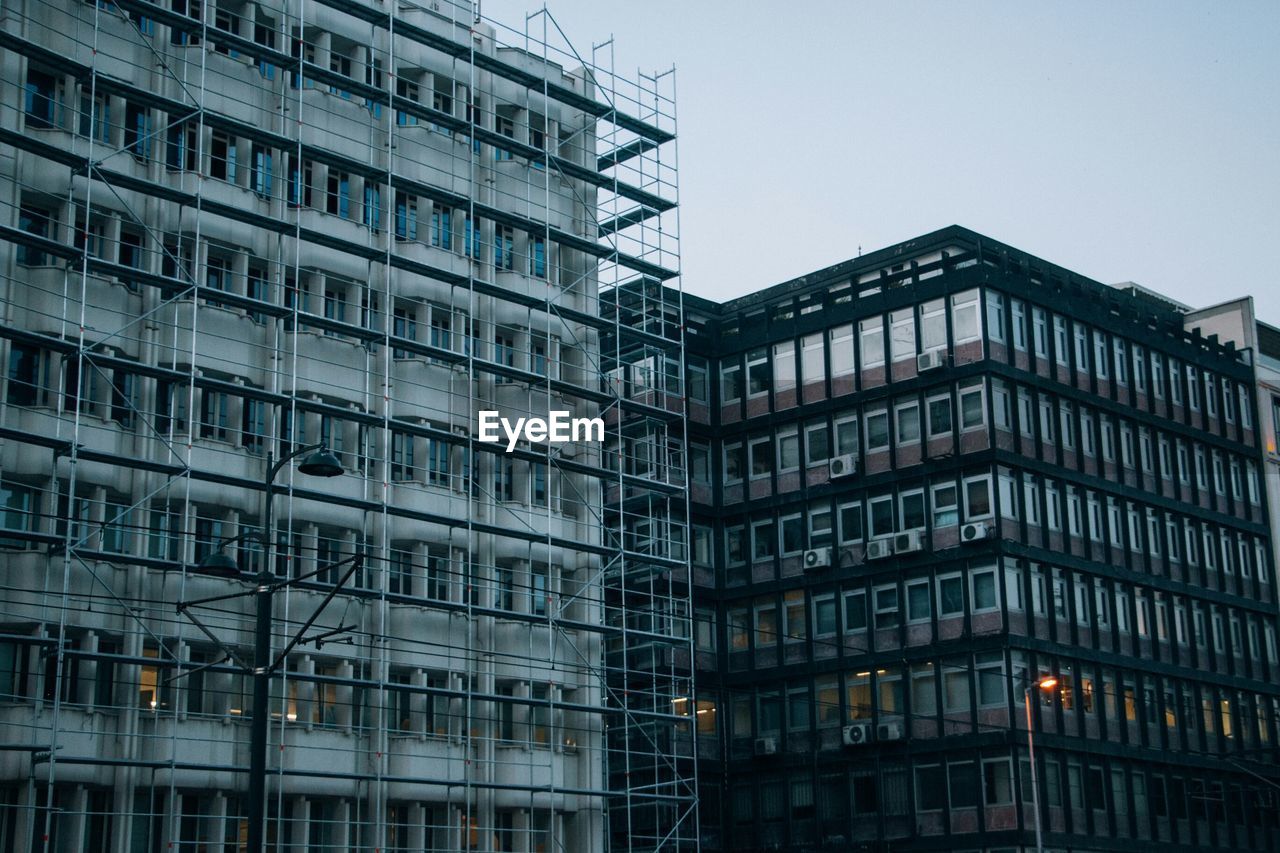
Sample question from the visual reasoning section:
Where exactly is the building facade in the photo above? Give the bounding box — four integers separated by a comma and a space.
0, 0, 693, 849
685, 227, 1280, 852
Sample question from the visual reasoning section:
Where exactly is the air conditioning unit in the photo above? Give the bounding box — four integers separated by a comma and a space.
866, 537, 894, 560
876, 723, 903, 741
803, 547, 833, 571
829, 454, 858, 479
893, 530, 924, 554
961, 521, 994, 543
754, 737, 778, 756
917, 349, 947, 372
842, 724, 871, 746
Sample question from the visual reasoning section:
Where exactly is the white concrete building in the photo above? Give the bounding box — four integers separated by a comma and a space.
0, 0, 693, 848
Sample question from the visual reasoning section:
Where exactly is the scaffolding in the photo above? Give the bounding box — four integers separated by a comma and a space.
0, 0, 693, 847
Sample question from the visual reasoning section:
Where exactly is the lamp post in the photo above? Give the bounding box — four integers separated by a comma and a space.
1022, 674, 1059, 853
203, 443, 342, 852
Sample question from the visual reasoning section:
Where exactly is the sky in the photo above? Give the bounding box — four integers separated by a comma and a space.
487, 1, 1280, 321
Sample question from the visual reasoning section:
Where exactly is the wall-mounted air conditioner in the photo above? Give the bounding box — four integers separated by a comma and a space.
829, 454, 858, 479
866, 537, 894, 560
842, 724, 871, 746
917, 349, 948, 372
961, 521, 994, 543
803, 547, 833, 571
893, 529, 924, 554
877, 723, 903, 741
754, 737, 778, 756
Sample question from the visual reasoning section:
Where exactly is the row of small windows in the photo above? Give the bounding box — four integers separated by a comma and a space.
711, 559, 1275, 658
0, 633, 572, 750
2, 470, 574, 571
726, 759, 1280, 843
694, 289, 1252, 440
695, 379, 987, 487
991, 378, 1260, 507
691, 463, 1267, 588
710, 290, 982, 404
17, 189, 552, 282
1, 783, 557, 853
986, 291, 1254, 429
709, 652, 1277, 757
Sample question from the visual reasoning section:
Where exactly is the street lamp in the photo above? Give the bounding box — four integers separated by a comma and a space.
197, 442, 342, 852
1022, 674, 1058, 853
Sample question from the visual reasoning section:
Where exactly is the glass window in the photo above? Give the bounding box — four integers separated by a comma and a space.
951, 290, 981, 343
890, 309, 915, 362
829, 324, 854, 376
869, 496, 894, 538
865, 409, 889, 451
747, 349, 769, 397
805, 421, 829, 465
900, 489, 925, 530
801, 333, 824, 384
777, 430, 800, 473
772, 341, 796, 393
896, 402, 920, 444
907, 581, 930, 622
932, 483, 958, 528
844, 591, 867, 632
972, 569, 998, 611
838, 502, 864, 544
920, 299, 947, 351
859, 316, 885, 368
927, 395, 952, 437
937, 575, 963, 616
963, 476, 992, 519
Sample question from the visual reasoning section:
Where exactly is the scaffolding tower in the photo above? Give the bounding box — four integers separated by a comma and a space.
0, 0, 693, 847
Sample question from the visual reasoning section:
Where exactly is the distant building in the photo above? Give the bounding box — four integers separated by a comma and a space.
684, 227, 1280, 852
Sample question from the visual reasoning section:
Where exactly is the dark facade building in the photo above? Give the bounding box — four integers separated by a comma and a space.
683, 226, 1280, 852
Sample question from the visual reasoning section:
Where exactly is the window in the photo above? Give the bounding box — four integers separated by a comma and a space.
937, 575, 963, 617
1032, 307, 1048, 357
963, 476, 992, 519
780, 514, 804, 555
801, 333, 825, 385
920, 299, 947, 352
906, 581, 930, 622
971, 569, 998, 611
838, 501, 864, 544
773, 338, 793, 391
844, 591, 867, 632
890, 309, 915, 362
714, 363, 744, 412
986, 291, 1005, 343
983, 759, 1012, 805
931, 483, 958, 528
829, 324, 854, 376
959, 381, 985, 430
895, 401, 920, 444
1011, 300, 1027, 351
777, 429, 800, 473
806, 421, 829, 465
865, 408, 889, 452
749, 437, 772, 479
814, 595, 837, 636
926, 395, 952, 438
326, 171, 351, 218
951, 290, 980, 343
751, 520, 775, 562
868, 495, 894, 538
859, 317, 884, 368
1, 482, 36, 548
874, 584, 899, 629
900, 489, 925, 530
747, 348, 770, 397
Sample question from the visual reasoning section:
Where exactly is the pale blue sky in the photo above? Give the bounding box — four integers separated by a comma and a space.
492, 1, 1280, 321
